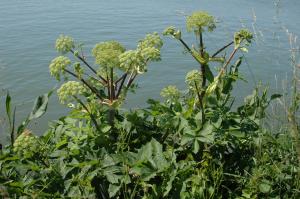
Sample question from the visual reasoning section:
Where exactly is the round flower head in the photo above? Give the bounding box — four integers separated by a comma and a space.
57, 81, 86, 104
137, 32, 163, 50
185, 69, 203, 91
55, 35, 75, 54
234, 29, 253, 48
92, 41, 125, 69
13, 129, 40, 156
137, 33, 163, 69
186, 11, 216, 34
160, 85, 181, 101
119, 50, 145, 73
49, 56, 71, 80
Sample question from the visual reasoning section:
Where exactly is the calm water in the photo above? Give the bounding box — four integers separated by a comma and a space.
1, 0, 300, 140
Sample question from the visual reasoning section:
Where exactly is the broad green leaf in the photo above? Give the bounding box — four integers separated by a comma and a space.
193, 140, 200, 154
28, 90, 53, 120
259, 182, 271, 193
204, 64, 214, 82
108, 184, 121, 198
229, 130, 245, 138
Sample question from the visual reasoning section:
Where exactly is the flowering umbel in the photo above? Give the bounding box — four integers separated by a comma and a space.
13, 129, 40, 156
49, 56, 71, 80
186, 11, 216, 34
55, 35, 75, 54
57, 81, 87, 104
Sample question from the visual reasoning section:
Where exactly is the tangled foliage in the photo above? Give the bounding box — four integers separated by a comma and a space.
49, 56, 71, 80
57, 81, 86, 103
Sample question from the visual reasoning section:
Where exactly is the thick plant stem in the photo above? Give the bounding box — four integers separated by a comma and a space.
199, 32, 206, 87
116, 73, 127, 98
108, 107, 116, 127
199, 31, 206, 123
110, 67, 115, 101
218, 48, 238, 77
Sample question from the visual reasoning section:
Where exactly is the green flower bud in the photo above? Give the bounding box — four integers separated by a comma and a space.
57, 81, 86, 104
13, 129, 40, 156
186, 11, 216, 34
234, 29, 253, 49
160, 85, 180, 101
55, 35, 75, 54
185, 70, 203, 91
49, 56, 71, 80
163, 26, 181, 40
92, 41, 125, 69
73, 50, 79, 57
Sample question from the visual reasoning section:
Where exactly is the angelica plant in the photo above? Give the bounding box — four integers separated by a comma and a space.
163, 11, 253, 123
49, 33, 163, 127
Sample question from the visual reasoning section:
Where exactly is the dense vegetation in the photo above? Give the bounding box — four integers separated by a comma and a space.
1, 11, 300, 198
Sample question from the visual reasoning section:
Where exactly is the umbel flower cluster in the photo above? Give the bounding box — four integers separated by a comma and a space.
57, 81, 87, 104
13, 129, 40, 156
49, 56, 71, 80
186, 11, 216, 33
92, 41, 126, 69
49, 32, 163, 108
119, 33, 163, 74
185, 70, 203, 91
55, 35, 75, 54
160, 85, 181, 101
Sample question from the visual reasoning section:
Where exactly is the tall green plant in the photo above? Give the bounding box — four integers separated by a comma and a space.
163, 11, 253, 124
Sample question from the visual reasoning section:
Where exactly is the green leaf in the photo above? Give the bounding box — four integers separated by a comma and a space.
204, 64, 214, 82
198, 123, 214, 143
270, 94, 282, 101
28, 90, 53, 120
108, 184, 121, 198
5, 92, 12, 126
259, 182, 271, 193
229, 130, 245, 138
193, 140, 200, 154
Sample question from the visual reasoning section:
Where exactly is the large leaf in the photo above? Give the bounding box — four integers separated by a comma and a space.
131, 139, 169, 181
204, 64, 214, 83
28, 90, 53, 120
17, 91, 53, 135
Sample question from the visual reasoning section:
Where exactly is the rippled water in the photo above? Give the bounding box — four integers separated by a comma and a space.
1, 0, 300, 139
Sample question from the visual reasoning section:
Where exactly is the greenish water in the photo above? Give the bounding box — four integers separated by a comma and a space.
1, 0, 300, 140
